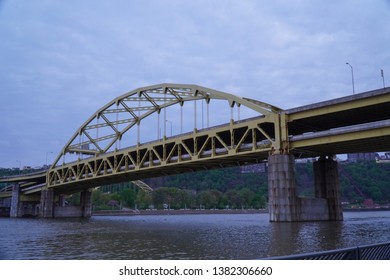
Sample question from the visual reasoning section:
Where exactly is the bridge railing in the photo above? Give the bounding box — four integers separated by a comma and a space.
267, 242, 390, 260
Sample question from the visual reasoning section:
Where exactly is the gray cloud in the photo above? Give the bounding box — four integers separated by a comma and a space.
0, 0, 389, 167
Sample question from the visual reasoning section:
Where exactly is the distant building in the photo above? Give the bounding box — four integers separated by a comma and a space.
376, 152, 390, 163
240, 163, 267, 173
347, 153, 378, 162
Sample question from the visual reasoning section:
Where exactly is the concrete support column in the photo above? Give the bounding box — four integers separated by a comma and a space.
80, 189, 92, 218
59, 194, 66, 206
10, 183, 20, 218
40, 189, 54, 218
314, 156, 343, 221
268, 154, 299, 222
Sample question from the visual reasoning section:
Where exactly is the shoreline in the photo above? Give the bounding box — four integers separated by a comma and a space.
2, 207, 389, 218
92, 207, 390, 216
92, 209, 268, 216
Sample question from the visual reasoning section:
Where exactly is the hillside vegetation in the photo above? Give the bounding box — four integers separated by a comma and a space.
1, 161, 389, 210
93, 161, 390, 210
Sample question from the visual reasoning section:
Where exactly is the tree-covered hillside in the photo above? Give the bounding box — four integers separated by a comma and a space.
295, 161, 390, 204
1, 161, 389, 209
93, 161, 390, 210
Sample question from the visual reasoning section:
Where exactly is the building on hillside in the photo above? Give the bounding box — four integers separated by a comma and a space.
347, 153, 378, 162
376, 152, 390, 163
240, 163, 267, 173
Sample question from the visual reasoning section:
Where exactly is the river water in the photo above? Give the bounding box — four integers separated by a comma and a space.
0, 211, 389, 260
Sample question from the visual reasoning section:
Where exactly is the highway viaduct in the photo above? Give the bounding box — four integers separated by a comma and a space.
1, 84, 389, 222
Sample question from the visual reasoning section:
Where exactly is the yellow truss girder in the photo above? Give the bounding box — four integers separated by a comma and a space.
51, 83, 281, 168
47, 115, 277, 189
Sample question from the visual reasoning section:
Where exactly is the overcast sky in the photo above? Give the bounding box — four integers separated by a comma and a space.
1, 0, 389, 168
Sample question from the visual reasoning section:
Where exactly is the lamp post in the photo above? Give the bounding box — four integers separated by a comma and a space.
381, 69, 386, 88
346, 62, 355, 94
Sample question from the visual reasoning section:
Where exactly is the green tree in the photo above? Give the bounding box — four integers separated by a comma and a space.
120, 188, 137, 208
178, 189, 196, 209
223, 189, 242, 209
152, 187, 186, 209
152, 187, 167, 209
197, 189, 222, 209
92, 189, 110, 208
239, 188, 255, 208
136, 189, 153, 209
252, 193, 267, 209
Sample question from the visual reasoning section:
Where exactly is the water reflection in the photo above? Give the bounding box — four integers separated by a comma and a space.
266, 221, 344, 257
0, 211, 389, 259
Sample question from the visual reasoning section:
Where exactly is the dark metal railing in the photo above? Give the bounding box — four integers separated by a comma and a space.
359, 242, 390, 260
267, 242, 390, 260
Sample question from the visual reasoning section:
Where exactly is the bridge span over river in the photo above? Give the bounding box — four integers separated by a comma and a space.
1, 84, 389, 221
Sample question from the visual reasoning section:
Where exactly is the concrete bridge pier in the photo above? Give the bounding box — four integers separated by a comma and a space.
39, 188, 92, 218
9, 183, 41, 217
10, 183, 20, 218
80, 189, 92, 218
268, 154, 299, 222
268, 154, 343, 222
313, 156, 343, 221
39, 189, 54, 218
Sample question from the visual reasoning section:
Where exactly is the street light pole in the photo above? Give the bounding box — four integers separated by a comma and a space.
381, 69, 386, 88
346, 62, 355, 94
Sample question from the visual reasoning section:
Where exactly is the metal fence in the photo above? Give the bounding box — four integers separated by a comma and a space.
268, 242, 390, 260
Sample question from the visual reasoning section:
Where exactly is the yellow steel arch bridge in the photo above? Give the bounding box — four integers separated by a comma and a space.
0, 83, 284, 197
48, 83, 283, 193
1, 83, 390, 221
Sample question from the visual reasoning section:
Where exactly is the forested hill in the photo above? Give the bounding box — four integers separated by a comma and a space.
1, 161, 389, 207
142, 161, 390, 204
296, 161, 390, 203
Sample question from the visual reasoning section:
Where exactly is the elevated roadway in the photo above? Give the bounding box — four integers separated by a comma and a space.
287, 87, 390, 156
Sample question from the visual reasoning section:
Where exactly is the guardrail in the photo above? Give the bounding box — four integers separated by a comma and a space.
268, 242, 390, 260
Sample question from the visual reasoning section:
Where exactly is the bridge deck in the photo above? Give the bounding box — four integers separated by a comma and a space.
286, 87, 390, 157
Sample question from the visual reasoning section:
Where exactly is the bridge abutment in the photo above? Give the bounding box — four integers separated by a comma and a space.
268, 154, 343, 222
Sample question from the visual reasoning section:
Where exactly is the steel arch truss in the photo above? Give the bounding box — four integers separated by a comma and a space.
48, 83, 284, 190
52, 83, 281, 168
48, 114, 282, 189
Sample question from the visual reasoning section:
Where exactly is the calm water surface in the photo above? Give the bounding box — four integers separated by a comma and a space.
1, 211, 389, 259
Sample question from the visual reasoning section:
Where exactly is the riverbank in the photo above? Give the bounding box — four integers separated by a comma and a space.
343, 207, 390, 212
92, 208, 268, 216
92, 207, 390, 216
